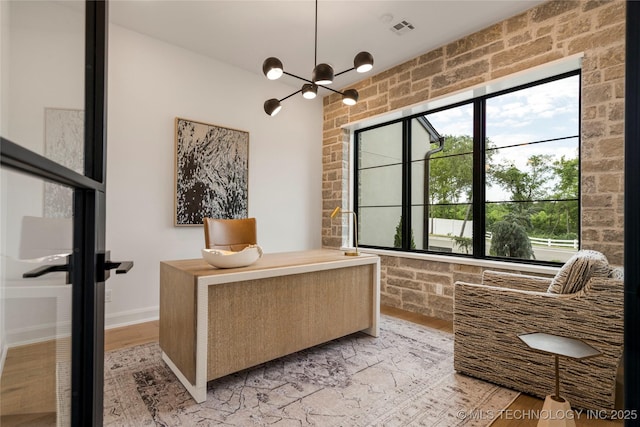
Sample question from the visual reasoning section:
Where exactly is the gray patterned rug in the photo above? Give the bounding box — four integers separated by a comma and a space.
104, 315, 518, 426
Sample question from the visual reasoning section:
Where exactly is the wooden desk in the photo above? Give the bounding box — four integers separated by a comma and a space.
159, 249, 380, 403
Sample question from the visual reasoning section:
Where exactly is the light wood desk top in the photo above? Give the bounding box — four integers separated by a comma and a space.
162, 248, 380, 285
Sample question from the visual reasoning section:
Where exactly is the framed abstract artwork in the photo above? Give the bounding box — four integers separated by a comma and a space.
174, 118, 249, 226
44, 107, 84, 218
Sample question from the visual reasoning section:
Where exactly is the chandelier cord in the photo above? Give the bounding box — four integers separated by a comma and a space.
314, 0, 318, 68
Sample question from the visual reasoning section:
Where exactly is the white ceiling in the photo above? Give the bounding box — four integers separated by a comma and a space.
109, 0, 545, 89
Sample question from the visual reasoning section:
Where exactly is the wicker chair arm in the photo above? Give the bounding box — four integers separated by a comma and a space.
481, 270, 553, 292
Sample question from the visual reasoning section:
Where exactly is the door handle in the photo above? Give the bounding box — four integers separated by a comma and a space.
22, 252, 133, 284
98, 251, 133, 282
23, 255, 72, 284
104, 261, 133, 274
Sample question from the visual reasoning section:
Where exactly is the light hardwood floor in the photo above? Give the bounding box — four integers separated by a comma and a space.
104, 319, 159, 352
0, 323, 159, 427
1, 308, 623, 426
0, 340, 58, 426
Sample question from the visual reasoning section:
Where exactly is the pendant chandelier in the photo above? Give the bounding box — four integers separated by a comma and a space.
262, 0, 374, 116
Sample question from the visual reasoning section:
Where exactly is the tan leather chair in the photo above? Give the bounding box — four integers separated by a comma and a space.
203, 217, 257, 251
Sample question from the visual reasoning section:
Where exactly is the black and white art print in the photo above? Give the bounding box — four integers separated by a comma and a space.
175, 118, 249, 226
44, 108, 84, 218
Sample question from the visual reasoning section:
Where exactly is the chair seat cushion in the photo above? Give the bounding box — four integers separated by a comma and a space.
547, 250, 610, 294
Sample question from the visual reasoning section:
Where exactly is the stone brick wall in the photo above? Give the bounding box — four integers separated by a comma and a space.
321, 0, 626, 320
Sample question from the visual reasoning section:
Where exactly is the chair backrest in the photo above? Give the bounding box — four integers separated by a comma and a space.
203, 218, 257, 251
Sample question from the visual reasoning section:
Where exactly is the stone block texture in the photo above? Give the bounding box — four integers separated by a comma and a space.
322, 0, 626, 320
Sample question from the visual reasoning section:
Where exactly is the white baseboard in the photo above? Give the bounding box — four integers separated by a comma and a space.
6, 321, 70, 347
105, 306, 159, 330
5, 306, 159, 348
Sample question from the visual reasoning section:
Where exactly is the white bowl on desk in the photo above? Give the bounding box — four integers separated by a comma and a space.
201, 245, 263, 269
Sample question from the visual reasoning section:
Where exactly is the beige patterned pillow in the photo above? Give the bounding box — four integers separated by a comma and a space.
547, 250, 611, 294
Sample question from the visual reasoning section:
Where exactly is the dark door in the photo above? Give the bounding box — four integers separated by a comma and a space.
625, 0, 640, 416
0, 1, 123, 425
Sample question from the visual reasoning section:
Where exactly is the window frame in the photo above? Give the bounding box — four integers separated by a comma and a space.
354, 70, 581, 266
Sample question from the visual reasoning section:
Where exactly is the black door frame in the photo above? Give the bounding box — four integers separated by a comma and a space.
0, 1, 109, 425
624, 0, 640, 419
74, 1, 108, 424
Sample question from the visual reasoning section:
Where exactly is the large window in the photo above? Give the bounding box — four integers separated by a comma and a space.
355, 72, 580, 264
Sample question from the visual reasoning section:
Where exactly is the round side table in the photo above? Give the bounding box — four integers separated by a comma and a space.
518, 332, 601, 427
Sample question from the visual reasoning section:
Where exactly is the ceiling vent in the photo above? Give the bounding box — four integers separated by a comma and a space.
390, 20, 415, 36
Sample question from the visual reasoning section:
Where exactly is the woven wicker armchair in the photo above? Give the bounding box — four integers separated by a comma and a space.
453, 258, 624, 411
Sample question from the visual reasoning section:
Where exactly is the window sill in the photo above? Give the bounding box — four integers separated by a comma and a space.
349, 247, 560, 276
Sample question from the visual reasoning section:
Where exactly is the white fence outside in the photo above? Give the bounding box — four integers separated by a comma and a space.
529, 236, 579, 248
485, 232, 578, 249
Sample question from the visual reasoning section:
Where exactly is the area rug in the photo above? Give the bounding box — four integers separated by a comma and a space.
103, 315, 518, 426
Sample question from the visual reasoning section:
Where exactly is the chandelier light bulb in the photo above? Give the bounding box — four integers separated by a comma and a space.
263, 57, 284, 80
342, 89, 359, 106
264, 98, 282, 116
302, 84, 318, 99
312, 63, 334, 85
354, 51, 374, 73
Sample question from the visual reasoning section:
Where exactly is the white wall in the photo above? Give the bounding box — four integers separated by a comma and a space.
1, 0, 322, 345
104, 25, 323, 326
0, 0, 8, 370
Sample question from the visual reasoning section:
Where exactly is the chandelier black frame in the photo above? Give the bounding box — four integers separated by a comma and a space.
262, 0, 374, 116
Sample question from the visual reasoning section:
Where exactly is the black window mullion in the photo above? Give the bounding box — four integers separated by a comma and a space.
402, 120, 411, 250
472, 99, 485, 258
353, 131, 360, 245
84, 0, 108, 183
